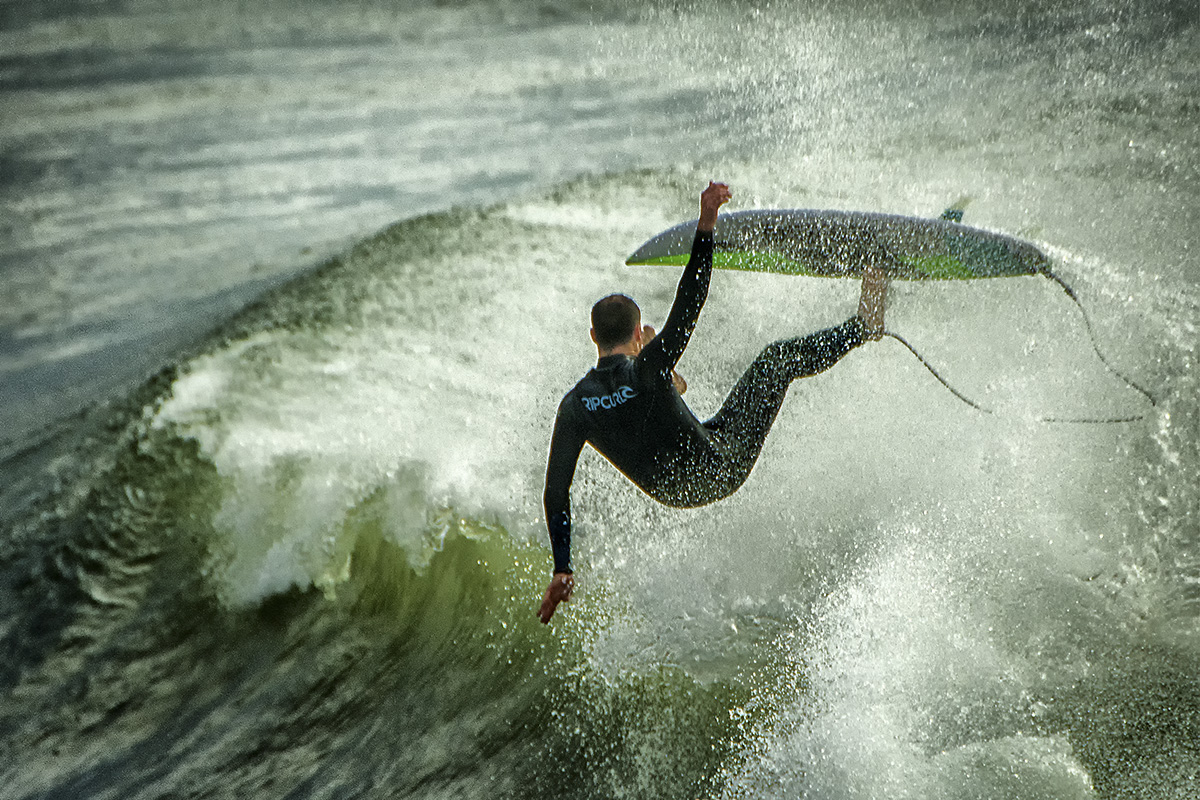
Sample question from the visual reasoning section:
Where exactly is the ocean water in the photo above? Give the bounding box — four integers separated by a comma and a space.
2, 1, 1198, 798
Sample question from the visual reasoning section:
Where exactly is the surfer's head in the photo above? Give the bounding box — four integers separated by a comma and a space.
590, 293, 641, 352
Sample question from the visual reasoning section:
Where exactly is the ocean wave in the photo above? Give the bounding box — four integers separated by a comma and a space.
5, 168, 1200, 794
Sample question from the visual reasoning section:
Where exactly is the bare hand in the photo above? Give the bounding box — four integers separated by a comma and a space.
641, 325, 687, 393
538, 572, 575, 624
698, 181, 732, 231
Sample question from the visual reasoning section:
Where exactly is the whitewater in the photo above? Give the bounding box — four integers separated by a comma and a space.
2, 1, 1197, 798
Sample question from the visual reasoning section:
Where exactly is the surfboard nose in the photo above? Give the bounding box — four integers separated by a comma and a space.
626, 221, 696, 266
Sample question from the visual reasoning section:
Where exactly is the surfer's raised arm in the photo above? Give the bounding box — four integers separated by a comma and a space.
636, 182, 731, 379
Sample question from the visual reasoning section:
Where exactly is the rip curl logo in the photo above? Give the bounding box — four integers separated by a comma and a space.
582, 385, 637, 412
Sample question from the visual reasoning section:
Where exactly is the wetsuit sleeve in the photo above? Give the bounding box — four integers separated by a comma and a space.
638, 229, 714, 379
543, 400, 586, 574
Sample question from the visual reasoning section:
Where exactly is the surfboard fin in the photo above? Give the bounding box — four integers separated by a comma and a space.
939, 196, 972, 222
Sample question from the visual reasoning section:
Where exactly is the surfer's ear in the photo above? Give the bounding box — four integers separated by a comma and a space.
630, 324, 644, 354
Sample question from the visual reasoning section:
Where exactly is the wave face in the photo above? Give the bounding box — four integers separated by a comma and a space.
3, 2, 1199, 798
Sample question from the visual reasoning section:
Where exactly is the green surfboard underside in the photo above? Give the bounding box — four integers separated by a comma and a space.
633, 251, 985, 280
625, 209, 1050, 281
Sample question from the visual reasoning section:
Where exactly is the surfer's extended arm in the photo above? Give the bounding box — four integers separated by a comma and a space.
539, 397, 585, 624
543, 401, 585, 573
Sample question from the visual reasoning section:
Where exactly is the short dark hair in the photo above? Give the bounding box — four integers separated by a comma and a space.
591, 294, 640, 349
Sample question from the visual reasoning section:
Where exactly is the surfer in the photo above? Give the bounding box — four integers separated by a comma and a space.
538, 182, 887, 624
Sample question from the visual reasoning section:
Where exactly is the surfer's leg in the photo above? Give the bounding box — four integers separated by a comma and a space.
777, 315, 866, 379
702, 317, 865, 481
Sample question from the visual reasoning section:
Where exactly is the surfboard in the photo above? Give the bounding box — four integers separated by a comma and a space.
625, 208, 1051, 280
627, 205, 1154, 421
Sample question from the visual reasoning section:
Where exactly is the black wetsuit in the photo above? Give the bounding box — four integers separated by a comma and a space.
544, 229, 865, 574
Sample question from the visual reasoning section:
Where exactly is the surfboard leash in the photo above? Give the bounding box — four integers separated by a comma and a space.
1040, 268, 1160, 411
880, 327, 1153, 425
881, 330, 992, 415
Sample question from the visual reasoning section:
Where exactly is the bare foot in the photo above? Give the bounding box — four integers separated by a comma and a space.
859, 265, 889, 340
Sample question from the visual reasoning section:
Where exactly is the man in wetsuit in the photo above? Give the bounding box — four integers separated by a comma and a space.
538, 182, 887, 623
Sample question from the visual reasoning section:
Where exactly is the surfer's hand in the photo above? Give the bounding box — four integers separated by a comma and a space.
858, 264, 888, 340
538, 572, 574, 624
698, 182, 732, 231
642, 325, 687, 393
638, 324, 656, 354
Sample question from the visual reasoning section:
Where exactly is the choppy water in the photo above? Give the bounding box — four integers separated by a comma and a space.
2, 1, 1198, 798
